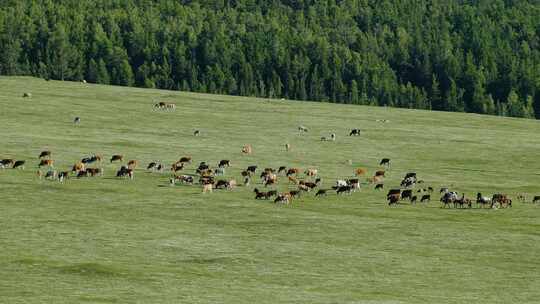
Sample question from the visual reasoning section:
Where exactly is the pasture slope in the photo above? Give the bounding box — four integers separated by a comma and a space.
1, 76, 540, 304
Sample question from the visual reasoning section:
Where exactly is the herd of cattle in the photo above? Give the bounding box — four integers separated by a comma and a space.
2, 142, 539, 208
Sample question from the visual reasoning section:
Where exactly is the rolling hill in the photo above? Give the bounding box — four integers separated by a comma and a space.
1, 76, 540, 304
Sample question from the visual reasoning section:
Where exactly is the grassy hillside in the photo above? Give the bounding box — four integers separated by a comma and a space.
1, 76, 540, 304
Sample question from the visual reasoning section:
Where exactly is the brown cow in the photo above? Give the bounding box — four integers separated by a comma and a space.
86, 168, 102, 176
354, 168, 367, 176
375, 170, 385, 177
127, 160, 138, 169
72, 162, 85, 173
242, 144, 252, 155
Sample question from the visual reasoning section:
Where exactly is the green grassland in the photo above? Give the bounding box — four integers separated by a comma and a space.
1, 76, 540, 304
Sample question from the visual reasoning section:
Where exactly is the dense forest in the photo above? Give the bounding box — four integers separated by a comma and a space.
1, 1, 540, 118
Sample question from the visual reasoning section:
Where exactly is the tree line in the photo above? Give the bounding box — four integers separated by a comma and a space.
1, 0, 539, 118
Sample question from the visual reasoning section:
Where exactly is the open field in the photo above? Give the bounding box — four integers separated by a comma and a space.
1, 76, 540, 304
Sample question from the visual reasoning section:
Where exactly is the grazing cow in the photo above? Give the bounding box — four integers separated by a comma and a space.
110, 155, 123, 163
305, 168, 318, 177
38, 159, 54, 168
179, 156, 192, 164
1, 159, 15, 168
517, 194, 526, 202
172, 162, 185, 172
39, 151, 51, 159
347, 179, 360, 190
170, 175, 194, 185
127, 160, 138, 169
116, 166, 134, 179
274, 193, 292, 204
74, 117, 81, 125
242, 144, 253, 155
336, 185, 352, 195
533, 196, 540, 203
300, 181, 318, 190
410, 196, 418, 204
218, 160, 230, 168
440, 192, 458, 208
13, 160, 25, 169
286, 168, 300, 176
401, 189, 413, 200
387, 193, 400, 206
375, 170, 385, 177
58, 171, 69, 182
278, 166, 287, 174
349, 129, 361, 136
23, 92, 32, 98
215, 180, 229, 189
86, 168, 102, 177
492, 194, 512, 208
298, 125, 308, 133
247, 165, 257, 174
193, 130, 200, 136
82, 155, 102, 164
420, 195, 431, 203
320, 134, 336, 141
375, 183, 384, 190
147, 162, 158, 170
285, 143, 291, 151
254, 188, 273, 200
379, 158, 390, 167
202, 183, 213, 193
154, 101, 166, 110
315, 189, 328, 197
476, 193, 491, 208
354, 168, 367, 176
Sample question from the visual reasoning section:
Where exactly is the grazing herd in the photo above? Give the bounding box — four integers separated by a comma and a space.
1, 105, 538, 210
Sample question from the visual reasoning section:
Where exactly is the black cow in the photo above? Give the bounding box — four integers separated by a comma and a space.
401, 189, 413, 200
218, 160, 230, 168
349, 129, 361, 136
379, 158, 391, 166
420, 195, 431, 202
